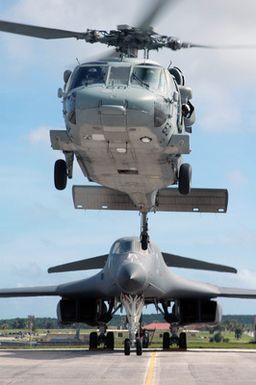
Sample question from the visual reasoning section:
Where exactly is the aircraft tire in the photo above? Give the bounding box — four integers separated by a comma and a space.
178, 163, 191, 195
54, 159, 67, 190
124, 338, 131, 355
136, 338, 142, 356
162, 332, 170, 350
179, 332, 187, 350
106, 331, 114, 350
142, 331, 149, 348
89, 331, 98, 350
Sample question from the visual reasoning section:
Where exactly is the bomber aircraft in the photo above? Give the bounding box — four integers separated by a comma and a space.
0, 0, 252, 249
1, 236, 256, 355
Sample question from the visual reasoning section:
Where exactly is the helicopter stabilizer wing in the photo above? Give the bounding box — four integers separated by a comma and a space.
72, 186, 228, 213
50, 130, 75, 151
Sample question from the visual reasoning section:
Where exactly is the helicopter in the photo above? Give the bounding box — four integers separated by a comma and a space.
0, 0, 253, 249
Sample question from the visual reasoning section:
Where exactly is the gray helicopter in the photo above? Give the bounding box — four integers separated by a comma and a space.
1, 0, 252, 249
1, 235, 256, 356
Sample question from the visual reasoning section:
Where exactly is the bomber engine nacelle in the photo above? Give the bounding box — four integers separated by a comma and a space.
57, 298, 98, 326
174, 299, 222, 325
57, 298, 113, 326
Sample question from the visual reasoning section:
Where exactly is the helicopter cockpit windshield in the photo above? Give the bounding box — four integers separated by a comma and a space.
131, 66, 162, 91
70, 65, 107, 89
108, 66, 131, 85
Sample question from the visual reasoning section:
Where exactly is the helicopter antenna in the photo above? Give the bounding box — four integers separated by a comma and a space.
167, 60, 173, 70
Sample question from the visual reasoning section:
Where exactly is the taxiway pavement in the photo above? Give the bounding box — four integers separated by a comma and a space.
0, 349, 256, 385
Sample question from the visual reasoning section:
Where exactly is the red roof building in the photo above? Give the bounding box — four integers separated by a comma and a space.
144, 323, 170, 330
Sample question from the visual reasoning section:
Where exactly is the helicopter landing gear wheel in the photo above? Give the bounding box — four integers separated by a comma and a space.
124, 338, 131, 355
54, 159, 67, 190
106, 331, 114, 350
178, 163, 192, 195
89, 331, 98, 350
179, 332, 187, 350
136, 338, 142, 356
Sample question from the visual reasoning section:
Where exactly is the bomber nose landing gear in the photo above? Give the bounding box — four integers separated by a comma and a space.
121, 293, 144, 355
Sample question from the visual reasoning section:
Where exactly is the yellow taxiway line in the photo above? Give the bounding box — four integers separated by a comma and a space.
144, 352, 156, 385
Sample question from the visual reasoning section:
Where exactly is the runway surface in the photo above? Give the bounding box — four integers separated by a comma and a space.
0, 349, 256, 385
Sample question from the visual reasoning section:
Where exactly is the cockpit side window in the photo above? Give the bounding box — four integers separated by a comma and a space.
108, 66, 131, 85
131, 66, 161, 91
69, 65, 107, 89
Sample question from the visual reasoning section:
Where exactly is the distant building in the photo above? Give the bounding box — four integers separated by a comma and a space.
144, 323, 170, 330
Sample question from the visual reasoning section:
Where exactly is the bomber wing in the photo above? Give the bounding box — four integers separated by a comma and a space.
162, 252, 237, 273
0, 285, 59, 297
48, 254, 108, 273
216, 287, 256, 298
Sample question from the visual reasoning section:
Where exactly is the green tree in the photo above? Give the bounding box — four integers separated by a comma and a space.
234, 327, 243, 339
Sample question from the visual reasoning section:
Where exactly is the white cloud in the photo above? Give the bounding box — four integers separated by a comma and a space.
227, 169, 248, 187
28, 127, 51, 144
236, 269, 256, 289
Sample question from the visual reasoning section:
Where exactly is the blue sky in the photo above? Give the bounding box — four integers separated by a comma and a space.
1, 0, 256, 318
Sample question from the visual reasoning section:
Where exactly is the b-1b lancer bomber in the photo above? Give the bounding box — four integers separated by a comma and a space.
1, 236, 256, 355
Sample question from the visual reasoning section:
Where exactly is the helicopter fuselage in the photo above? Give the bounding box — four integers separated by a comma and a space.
51, 57, 195, 211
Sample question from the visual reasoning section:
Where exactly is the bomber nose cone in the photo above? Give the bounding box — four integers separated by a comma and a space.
117, 263, 147, 293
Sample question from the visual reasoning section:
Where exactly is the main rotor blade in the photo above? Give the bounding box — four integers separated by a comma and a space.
0, 20, 86, 40
181, 41, 256, 50
137, 0, 176, 29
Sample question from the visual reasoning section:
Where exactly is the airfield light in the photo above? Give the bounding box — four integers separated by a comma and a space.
140, 136, 152, 143
116, 148, 127, 153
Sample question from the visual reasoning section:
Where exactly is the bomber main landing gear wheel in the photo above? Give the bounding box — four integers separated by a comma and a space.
124, 338, 131, 355
179, 332, 187, 350
136, 338, 142, 356
106, 331, 114, 350
54, 159, 67, 190
89, 331, 98, 350
178, 163, 192, 195
162, 332, 170, 350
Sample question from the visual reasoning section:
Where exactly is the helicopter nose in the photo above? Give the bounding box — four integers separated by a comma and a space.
117, 263, 147, 294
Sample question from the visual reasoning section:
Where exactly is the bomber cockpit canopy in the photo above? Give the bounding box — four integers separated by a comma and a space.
67, 62, 166, 92
110, 238, 141, 255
